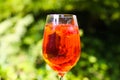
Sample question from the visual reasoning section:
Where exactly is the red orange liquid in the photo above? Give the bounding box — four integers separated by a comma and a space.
43, 23, 80, 75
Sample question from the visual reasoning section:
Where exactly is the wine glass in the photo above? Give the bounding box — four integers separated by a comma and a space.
42, 14, 81, 80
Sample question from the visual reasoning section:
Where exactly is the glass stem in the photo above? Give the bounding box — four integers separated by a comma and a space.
58, 72, 65, 80
59, 76, 63, 80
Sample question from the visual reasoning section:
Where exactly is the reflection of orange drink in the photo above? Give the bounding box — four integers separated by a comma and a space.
42, 23, 81, 75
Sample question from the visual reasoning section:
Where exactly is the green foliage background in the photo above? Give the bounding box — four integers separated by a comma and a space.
0, 0, 120, 80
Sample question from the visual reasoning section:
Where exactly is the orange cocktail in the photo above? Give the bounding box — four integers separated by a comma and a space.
43, 23, 80, 76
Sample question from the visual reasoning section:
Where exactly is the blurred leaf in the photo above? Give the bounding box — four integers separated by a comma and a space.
88, 56, 97, 63
111, 12, 120, 20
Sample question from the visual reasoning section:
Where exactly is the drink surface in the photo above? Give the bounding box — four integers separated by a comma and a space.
43, 23, 80, 73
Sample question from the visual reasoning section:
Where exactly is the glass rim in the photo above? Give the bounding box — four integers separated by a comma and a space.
48, 14, 76, 16
46, 14, 78, 25
47, 14, 76, 17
